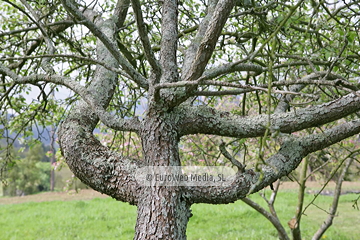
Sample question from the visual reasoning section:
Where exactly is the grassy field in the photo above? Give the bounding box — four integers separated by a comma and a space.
0, 185, 359, 240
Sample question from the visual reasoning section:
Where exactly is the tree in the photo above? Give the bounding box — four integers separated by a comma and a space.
1, 0, 360, 239
2, 143, 50, 196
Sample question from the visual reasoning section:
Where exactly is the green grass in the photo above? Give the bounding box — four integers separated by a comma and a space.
0, 191, 359, 240
188, 191, 360, 240
0, 198, 137, 240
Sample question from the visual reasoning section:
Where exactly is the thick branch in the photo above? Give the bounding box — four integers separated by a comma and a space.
181, 0, 218, 78
161, 0, 235, 108
114, 0, 130, 29
159, 0, 179, 84
58, 120, 141, 204
56, 14, 142, 203
176, 91, 360, 137
182, 0, 234, 82
184, 119, 360, 203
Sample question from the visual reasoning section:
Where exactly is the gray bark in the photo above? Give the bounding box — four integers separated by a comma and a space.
176, 94, 360, 138
135, 186, 191, 239
57, 14, 141, 204
135, 116, 191, 239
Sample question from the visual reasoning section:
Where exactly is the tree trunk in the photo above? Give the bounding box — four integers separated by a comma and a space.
134, 187, 191, 239
134, 114, 192, 239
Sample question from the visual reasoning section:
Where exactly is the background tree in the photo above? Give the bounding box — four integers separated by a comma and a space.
1, 0, 360, 239
1, 143, 50, 196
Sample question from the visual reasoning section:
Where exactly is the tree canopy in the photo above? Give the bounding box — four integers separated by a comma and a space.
1, 0, 360, 239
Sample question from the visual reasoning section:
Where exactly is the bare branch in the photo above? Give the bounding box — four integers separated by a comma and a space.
241, 197, 290, 240
155, 78, 317, 98
4, 20, 73, 71
159, 0, 179, 84
131, 0, 161, 79
312, 158, 354, 240
182, 0, 218, 78
60, 0, 148, 89
0, 63, 140, 132
0, 20, 74, 37
176, 91, 360, 137
58, 118, 142, 204
55, 5, 143, 204
4, 0, 56, 74
227, 0, 306, 67
114, 0, 130, 29
182, 0, 234, 82
185, 119, 360, 203
178, 25, 198, 38
195, 79, 357, 97
219, 142, 245, 172
202, 62, 264, 80
288, 155, 308, 239
1, 54, 131, 79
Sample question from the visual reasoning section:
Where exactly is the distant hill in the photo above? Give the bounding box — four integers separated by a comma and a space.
1, 120, 57, 148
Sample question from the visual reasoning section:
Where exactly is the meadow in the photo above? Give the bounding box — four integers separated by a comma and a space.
0, 187, 359, 240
